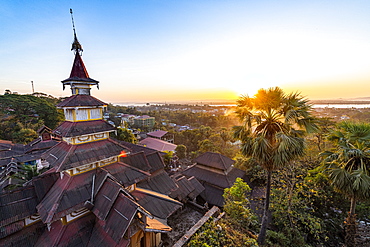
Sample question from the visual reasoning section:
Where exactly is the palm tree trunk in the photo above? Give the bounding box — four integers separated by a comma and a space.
345, 197, 357, 247
257, 170, 272, 246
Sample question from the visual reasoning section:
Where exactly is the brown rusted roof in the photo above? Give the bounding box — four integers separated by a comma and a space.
41, 139, 129, 172
201, 182, 225, 207
114, 139, 162, 155
170, 176, 195, 201
193, 152, 235, 171
25, 139, 59, 154
119, 151, 151, 172
182, 165, 245, 189
131, 187, 182, 219
188, 176, 205, 199
101, 162, 150, 187
35, 212, 95, 247
61, 52, 99, 84
137, 170, 178, 195
0, 143, 25, 159
53, 120, 115, 137
0, 186, 38, 228
32, 172, 59, 201
88, 220, 130, 247
0, 220, 45, 247
92, 178, 121, 221
102, 193, 139, 243
36, 171, 94, 223
146, 151, 165, 173
57, 94, 106, 107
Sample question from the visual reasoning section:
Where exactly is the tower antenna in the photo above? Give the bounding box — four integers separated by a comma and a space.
69, 8, 83, 53
31, 81, 34, 94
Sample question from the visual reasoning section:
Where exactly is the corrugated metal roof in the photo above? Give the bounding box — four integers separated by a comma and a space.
54, 120, 115, 137
32, 172, 59, 201
37, 171, 94, 223
57, 94, 106, 107
114, 139, 163, 156
188, 176, 205, 199
25, 139, 59, 154
0, 186, 38, 227
182, 165, 245, 189
146, 152, 165, 173
131, 188, 182, 219
0, 220, 45, 247
35, 212, 95, 247
87, 220, 130, 247
102, 162, 150, 187
193, 152, 235, 171
42, 139, 129, 172
147, 130, 168, 138
171, 176, 195, 201
92, 178, 121, 221
139, 137, 177, 152
103, 193, 139, 243
120, 152, 151, 172
201, 183, 225, 207
138, 170, 178, 195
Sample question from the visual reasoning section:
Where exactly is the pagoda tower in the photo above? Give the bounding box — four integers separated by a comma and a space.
0, 10, 193, 247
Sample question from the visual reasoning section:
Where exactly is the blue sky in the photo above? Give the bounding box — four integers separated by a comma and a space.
1, 0, 370, 104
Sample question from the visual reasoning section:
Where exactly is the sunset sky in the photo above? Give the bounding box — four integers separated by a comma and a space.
1, 0, 370, 104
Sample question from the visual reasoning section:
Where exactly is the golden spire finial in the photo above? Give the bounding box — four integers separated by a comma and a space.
70, 8, 83, 54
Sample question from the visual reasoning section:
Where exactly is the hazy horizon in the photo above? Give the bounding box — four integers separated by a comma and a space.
1, 1, 370, 104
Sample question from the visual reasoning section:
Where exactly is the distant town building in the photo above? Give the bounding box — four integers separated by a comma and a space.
133, 115, 155, 129
147, 130, 174, 143
139, 137, 177, 152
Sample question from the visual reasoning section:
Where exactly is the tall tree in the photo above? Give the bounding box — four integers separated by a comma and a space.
233, 87, 317, 245
320, 121, 370, 247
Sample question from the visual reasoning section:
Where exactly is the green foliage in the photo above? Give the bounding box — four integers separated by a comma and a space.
233, 87, 318, 245
12, 128, 38, 144
107, 103, 141, 115
175, 144, 187, 159
175, 126, 239, 158
0, 93, 64, 142
9, 164, 40, 188
186, 220, 258, 247
320, 121, 370, 247
223, 178, 258, 229
162, 151, 174, 168
265, 160, 347, 247
112, 128, 137, 143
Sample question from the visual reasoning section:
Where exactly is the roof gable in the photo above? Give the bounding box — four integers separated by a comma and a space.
193, 152, 235, 171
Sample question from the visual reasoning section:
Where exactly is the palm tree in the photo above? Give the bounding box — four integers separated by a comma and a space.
320, 121, 370, 247
233, 87, 317, 245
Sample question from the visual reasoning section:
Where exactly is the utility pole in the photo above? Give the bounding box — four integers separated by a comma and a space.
31, 81, 35, 93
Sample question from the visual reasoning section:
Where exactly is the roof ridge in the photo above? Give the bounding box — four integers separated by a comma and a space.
40, 174, 73, 223
55, 143, 76, 172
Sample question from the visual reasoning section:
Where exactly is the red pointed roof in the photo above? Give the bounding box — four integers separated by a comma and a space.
62, 52, 98, 84
71, 52, 89, 78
